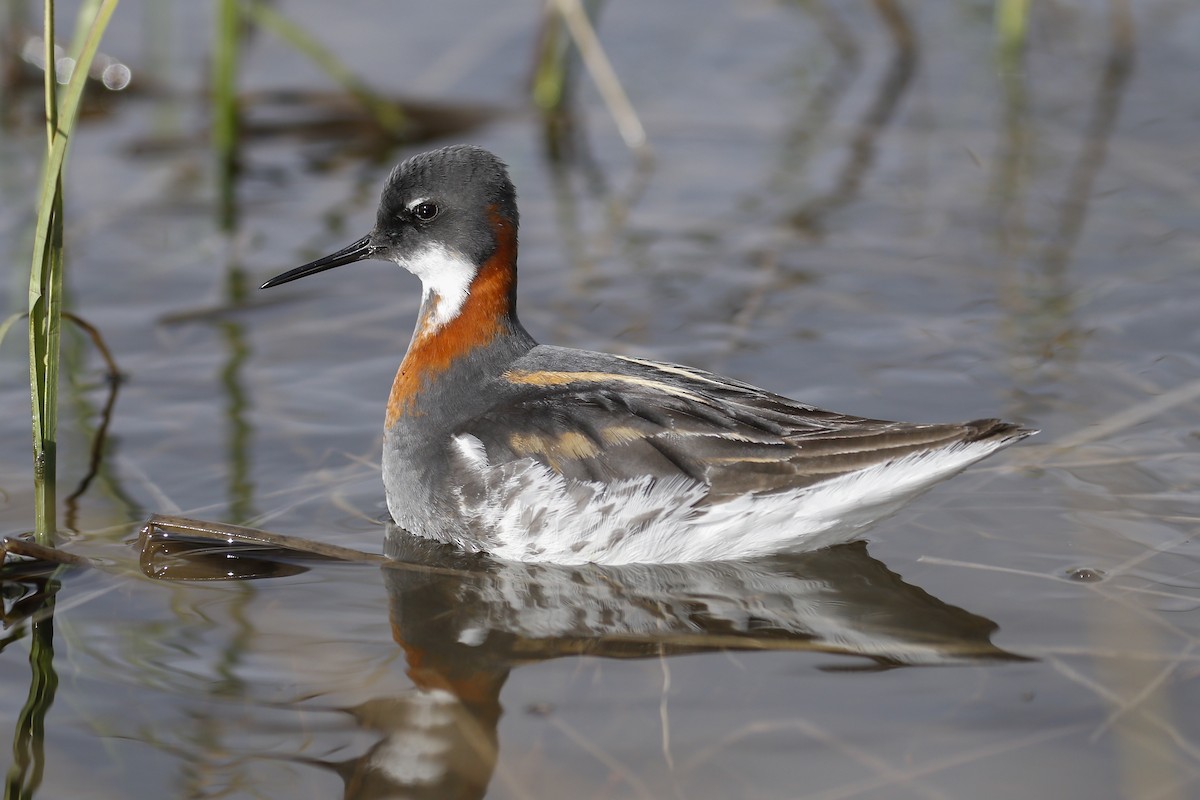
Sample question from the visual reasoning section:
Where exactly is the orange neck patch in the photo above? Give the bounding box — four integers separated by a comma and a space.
386, 208, 517, 427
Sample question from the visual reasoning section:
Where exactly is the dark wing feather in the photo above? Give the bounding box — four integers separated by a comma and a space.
458, 357, 1029, 502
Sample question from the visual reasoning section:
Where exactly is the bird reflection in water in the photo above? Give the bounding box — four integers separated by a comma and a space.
139, 524, 1026, 799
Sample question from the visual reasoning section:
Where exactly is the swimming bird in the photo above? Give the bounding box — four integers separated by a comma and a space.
262, 145, 1034, 565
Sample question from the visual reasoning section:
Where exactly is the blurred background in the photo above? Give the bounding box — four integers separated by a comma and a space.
2, 1, 1199, 798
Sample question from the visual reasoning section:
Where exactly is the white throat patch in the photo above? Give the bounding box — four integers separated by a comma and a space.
397, 243, 476, 332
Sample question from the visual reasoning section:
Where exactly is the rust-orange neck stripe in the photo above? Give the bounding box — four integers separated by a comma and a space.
386, 208, 518, 427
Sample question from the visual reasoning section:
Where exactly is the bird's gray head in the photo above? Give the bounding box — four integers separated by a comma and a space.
373, 145, 518, 268
261, 145, 519, 295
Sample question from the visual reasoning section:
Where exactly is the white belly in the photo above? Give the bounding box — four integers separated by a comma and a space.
442, 433, 1010, 565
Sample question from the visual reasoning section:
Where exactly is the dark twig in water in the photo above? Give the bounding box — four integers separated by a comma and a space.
1, 536, 93, 569
139, 516, 494, 580
139, 514, 389, 564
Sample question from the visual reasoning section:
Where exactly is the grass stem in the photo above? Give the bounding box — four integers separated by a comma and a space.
28, 0, 120, 544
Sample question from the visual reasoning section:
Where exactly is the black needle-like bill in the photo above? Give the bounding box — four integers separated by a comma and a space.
260, 235, 374, 289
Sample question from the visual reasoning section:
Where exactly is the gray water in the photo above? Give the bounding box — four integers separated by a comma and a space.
2, 1, 1199, 798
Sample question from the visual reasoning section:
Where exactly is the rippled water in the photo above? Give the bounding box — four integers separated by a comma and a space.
2, 1, 1199, 798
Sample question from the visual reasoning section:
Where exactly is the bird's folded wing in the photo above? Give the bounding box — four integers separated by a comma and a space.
457, 365, 996, 501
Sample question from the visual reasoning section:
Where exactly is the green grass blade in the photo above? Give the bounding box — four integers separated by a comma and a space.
29, 0, 121, 282
66, 0, 105, 66
42, 1, 57, 147
28, 0, 120, 543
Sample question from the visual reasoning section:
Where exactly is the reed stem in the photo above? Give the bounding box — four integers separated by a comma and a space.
28, 0, 120, 544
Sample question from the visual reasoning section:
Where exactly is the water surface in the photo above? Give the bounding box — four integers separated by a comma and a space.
2, 2, 1199, 798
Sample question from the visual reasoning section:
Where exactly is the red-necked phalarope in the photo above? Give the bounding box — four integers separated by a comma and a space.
262, 145, 1034, 565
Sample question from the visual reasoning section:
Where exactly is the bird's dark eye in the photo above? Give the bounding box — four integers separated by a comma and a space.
412, 202, 439, 221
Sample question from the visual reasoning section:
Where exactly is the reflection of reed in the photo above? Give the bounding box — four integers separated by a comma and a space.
1038, 1, 1134, 282
61, 369, 122, 530
788, 0, 917, 236
990, 45, 1031, 265
219, 316, 256, 522
61, 312, 130, 530
174, 578, 259, 797
1037, 17, 1189, 797
772, 0, 862, 194
213, 0, 256, 524
542, 134, 655, 304
3, 595, 58, 798
538, 91, 656, 349
712, 1, 862, 364
996, 0, 1134, 373
987, 8, 1190, 797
